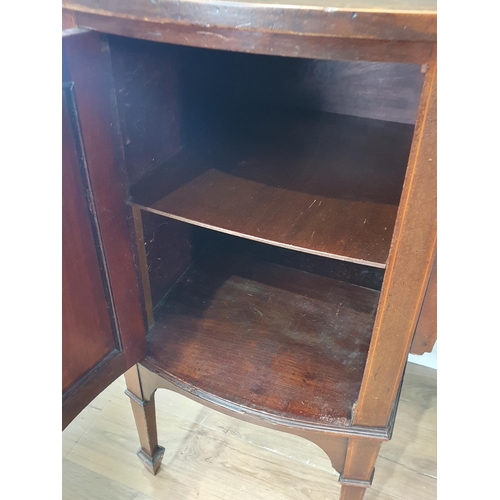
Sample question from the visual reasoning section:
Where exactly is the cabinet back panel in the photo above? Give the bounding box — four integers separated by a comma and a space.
248, 57, 424, 124
140, 212, 385, 320
108, 37, 424, 190
209, 233, 384, 291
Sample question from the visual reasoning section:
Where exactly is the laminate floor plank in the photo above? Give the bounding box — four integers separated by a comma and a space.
62, 381, 124, 458
62, 459, 156, 500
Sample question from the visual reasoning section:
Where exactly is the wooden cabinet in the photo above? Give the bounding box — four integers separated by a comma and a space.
62, 2, 436, 498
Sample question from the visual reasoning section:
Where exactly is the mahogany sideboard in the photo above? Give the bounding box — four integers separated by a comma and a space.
62, 1, 436, 498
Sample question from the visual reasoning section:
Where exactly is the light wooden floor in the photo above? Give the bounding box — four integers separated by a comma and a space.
62, 362, 436, 500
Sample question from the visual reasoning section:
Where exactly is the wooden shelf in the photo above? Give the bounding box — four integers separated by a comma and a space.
130, 109, 413, 268
143, 244, 380, 429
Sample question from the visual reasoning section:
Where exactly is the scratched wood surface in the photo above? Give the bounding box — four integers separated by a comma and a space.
62, 362, 436, 499
63, 0, 437, 46
144, 245, 379, 427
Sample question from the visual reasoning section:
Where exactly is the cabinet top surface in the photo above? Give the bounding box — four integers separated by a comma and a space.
64, 0, 436, 13
64, 0, 436, 43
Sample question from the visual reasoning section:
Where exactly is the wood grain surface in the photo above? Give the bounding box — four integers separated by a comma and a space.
353, 50, 436, 428
144, 244, 380, 428
72, 13, 435, 64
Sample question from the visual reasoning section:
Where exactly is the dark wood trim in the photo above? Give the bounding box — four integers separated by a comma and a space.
139, 361, 391, 440
69, 11, 434, 65
63, 0, 436, 42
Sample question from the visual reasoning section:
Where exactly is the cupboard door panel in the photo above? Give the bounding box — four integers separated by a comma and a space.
62, 88, 117, 394
62, 30, 146, 429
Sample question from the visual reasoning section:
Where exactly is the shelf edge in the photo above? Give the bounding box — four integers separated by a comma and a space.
141, 359, 391, 440
129, 202, 388, 270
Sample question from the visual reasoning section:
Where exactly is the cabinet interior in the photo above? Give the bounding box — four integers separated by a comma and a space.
107, 35, 425, 426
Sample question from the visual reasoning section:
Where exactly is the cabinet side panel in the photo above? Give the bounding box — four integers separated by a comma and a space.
108, 37, 184, 185
109, 37, 249, 185
353, 53, 436, 428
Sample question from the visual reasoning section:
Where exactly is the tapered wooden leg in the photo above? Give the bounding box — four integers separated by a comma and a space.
339, 439, 381, 500
340, 486, 368, 500
125, 366, 165, 475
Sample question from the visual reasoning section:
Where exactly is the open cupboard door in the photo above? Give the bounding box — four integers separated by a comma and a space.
62, 30, 146, 429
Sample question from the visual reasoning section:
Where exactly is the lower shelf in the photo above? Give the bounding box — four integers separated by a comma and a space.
145, 244, 380, 429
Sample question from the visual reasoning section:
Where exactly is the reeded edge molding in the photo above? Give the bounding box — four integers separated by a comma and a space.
141, 360, 391, 440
